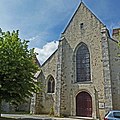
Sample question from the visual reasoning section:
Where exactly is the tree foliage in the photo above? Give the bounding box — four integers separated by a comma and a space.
0, 30, 40, 105
118, 41, 120, 48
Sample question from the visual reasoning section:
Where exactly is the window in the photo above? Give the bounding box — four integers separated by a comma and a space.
47, 76, 55, 93
76, 43, 91, 82
80, 23, 84, 29
113, 112, 120, 118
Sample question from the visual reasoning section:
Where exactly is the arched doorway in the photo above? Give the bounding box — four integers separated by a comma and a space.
76, 91, 92, 117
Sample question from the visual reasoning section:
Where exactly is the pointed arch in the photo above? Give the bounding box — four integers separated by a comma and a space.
76, 42, 91, 82
47, 75, 55, 93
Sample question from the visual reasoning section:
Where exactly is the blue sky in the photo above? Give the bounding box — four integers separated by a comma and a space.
0, 0, 120, 64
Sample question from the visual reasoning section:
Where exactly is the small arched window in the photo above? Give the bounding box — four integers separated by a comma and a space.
76, 43, 91, 82
47, 76, 55, 93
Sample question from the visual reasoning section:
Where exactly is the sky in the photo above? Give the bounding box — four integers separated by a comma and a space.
0, 0, 120, 64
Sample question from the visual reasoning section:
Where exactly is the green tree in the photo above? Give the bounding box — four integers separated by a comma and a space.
0, 30, 40, 116
118, 41, 120, 48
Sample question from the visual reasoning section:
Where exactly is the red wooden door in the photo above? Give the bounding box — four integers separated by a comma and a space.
76, 91, 92, 117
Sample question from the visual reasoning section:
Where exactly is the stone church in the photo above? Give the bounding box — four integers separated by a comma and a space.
30, 2, 120, 120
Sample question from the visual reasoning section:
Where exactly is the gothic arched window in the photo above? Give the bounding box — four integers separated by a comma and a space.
76, 43, 91, 82
47, 76, 55, 93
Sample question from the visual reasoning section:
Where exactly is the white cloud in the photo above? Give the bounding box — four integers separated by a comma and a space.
35, 41, 59, 65
27, 32, 50, 48
0, 0, 81, 53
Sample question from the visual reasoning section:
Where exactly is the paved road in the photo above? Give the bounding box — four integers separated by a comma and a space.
1, 114, 81, 120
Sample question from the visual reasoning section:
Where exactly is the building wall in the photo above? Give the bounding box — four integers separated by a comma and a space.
109, 33, 120, 109
34, 2, 119, 120
35, 50, 58, 114
112, 28, 120, 40
101, 29, 113, 112
58, 3, 107, 119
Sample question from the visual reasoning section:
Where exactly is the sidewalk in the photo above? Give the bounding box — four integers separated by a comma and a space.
1, 114, 84, 120
2, 114, 96, 120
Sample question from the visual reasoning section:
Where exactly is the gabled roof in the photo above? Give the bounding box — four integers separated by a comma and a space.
62, 1, 105, 34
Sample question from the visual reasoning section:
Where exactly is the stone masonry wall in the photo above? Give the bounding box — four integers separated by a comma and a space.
60, 2, 106, 119
54, 40, 62, 116
101, 27, 113, 112
109, 36, 120, 109
36, 50, 58, 114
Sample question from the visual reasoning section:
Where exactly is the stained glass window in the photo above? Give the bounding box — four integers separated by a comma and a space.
47, 76, 55, 93
76, 43, 91, 82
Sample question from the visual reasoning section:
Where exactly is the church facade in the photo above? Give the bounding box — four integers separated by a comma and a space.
31, 2, 120, 120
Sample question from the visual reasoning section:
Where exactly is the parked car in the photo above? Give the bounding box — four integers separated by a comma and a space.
104, 110, 120, 120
